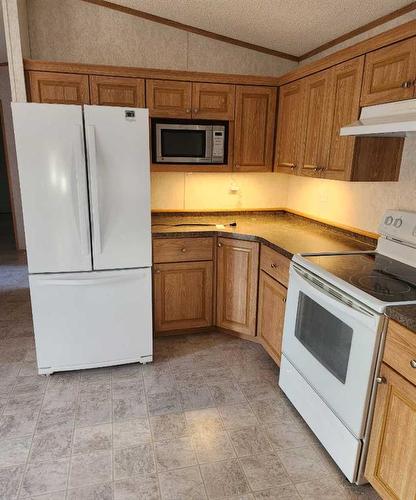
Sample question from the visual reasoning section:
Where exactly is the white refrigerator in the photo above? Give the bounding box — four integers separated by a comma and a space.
12, 103, 153, 374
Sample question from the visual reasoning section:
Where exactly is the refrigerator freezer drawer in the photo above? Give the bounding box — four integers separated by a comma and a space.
29, 268, 153, 374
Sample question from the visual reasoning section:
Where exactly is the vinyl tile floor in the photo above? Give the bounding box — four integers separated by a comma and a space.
0, 249, 380, 499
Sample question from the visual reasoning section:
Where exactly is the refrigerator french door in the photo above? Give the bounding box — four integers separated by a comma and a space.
12, 103, 153, 374
279, 263, 384, 483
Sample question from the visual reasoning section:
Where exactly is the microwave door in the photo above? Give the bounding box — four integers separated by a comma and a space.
155, 123, 212, 163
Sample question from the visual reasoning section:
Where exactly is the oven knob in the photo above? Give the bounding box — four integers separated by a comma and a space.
393, 218, 403, 228
384, 216, 393, 225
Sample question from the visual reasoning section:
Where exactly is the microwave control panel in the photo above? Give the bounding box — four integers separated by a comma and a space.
212, 126, 225, 163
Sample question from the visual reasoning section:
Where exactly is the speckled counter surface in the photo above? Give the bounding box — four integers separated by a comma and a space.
385, 305, 416, 334
151, 211, 375, 259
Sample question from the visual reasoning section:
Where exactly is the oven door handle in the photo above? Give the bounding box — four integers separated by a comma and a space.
292, 264, 376, 318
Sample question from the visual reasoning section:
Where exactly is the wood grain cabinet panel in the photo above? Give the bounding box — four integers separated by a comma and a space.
260, 245, 290, 288
299, 69, 333, 177
361, 38, 416, 106
365, 363, 416, 500
274, 80, 305, 174
146, 79, 192, 118
325, 57, 364, 181
28, 71, 90, 104
191, 83, 235, 120
153, 261, 213, 332
257, 271, 286, 365
216, 238, 259, 336
90, 75, 145, 107
234, 86, 277, 172
153, 237, 214, 264
383, 320, 416, 387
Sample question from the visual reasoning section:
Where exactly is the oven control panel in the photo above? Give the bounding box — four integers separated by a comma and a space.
379, 210, 416, 245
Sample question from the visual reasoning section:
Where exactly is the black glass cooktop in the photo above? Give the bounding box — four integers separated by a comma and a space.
305, 253, 416, 302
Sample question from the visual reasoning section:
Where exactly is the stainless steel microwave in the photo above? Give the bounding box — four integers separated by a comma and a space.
152, 120, 227, 164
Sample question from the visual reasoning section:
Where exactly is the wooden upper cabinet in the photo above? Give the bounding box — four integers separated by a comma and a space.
234, 86, 277, 172
90, 76, 145, 107
153, 261, 213, 333
191, 83, 235, 120
299, 69, 333, 177
257, 270, 286, 366
27, 71, 90, 104
325, 57, 364, 181
365, 363, 416, 500
361, 38, 416, 106
146, 79, 192, 118
274, 81, 305, 174
216, 238, 259, 337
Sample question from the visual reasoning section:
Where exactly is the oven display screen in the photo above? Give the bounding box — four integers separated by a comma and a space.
161, 129, 206, 158
294, 292, 353, 384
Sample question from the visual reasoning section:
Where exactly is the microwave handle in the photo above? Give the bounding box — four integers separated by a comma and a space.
206, 127, 213, 161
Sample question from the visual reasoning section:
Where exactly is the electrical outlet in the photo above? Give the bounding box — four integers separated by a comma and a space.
229, 180, 240, 194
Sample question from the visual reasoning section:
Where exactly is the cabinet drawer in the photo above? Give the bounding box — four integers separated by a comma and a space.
384, 320, 416, 386
260, 245, 290, 287
153, 237, 214, 263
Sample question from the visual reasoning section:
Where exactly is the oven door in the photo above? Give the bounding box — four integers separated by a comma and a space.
281, 263, 383, 439
156, 124, 212, 163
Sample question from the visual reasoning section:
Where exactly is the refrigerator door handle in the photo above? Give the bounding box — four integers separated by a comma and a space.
86, 125, 102, 256
73, 125, 90, 256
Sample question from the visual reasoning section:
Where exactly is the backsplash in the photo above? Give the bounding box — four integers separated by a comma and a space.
151, 136, 416, 234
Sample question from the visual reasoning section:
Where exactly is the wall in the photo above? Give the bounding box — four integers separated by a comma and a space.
26, 0, 297, 77
0, 66, 24, 244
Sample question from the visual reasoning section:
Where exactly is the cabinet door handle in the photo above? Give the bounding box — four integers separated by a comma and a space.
217, 242, 222, 247
181, 248, 187, 253
154, 269, 161, 274
270, 263, 278, 269
401, 80, 413, 88
410, 359, 416, 369
193, 108, 198, 113
185, 108, 191, 113
376, 376, 386, 384
282, 297, 287, 303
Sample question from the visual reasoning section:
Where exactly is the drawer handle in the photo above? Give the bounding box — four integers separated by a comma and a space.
410, 359, 416, 369
193, 108, 198, 113
376, 376, 386, 384
282, 297, 286, 303
181, 248, 187, 253
218, 242, 222, 247
401, 80, 413, 89
154, 269, 160, 274
271, 263, 278, 269
186, 108, 191, 113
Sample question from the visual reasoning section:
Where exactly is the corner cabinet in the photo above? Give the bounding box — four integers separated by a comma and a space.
365, 320, 416, 500
361, 38, 416, 106
234, 86, 277, 172
27, 71, 90, 104
90, 76, 145, 107
216, 238, 259, 337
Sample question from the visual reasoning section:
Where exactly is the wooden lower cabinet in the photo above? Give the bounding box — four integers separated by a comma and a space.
216, 238, 259, 337
257, 271, 287, 365
365, 362, 416, 500
153, 261, 213, 333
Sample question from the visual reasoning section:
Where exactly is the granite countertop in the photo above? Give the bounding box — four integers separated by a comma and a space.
385, 305, 416, 334
151, 211, 375, 259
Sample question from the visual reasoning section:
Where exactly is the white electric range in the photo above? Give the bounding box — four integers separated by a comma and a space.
279, 210, 416, 484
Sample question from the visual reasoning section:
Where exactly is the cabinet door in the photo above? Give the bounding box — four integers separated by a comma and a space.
325, 57, 364, 181
153, 261, 213, 332
365, 363, 416, 500
234, 86, 277, 172
216, 238, 259, 336
90, 76, 145, 107
257, 271, 286, 365
146, 79, 192, 118
361, 38, 416, 106
191, 83, 235, 120
28, 71, 90, 104
274, 80, 305, 174
300, 70, 333, 177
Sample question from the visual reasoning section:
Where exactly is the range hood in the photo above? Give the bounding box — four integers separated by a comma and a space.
340, 98, 416, 137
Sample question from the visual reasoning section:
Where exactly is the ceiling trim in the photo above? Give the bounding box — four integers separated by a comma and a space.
80, 0, 300, 61
299, 1, 416, 60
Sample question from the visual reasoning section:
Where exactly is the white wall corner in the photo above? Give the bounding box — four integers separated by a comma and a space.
2, 0, 28, 102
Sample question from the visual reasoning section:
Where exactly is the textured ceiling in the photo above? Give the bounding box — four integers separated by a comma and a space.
112, 0, 412, 56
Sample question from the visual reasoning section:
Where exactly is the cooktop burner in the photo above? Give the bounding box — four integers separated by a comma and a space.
305, 253, 416, 302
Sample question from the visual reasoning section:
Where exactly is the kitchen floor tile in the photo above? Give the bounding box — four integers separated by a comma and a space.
150, 412, 191, 442
113, 417, 151, 448
68, 450, 112, 489
192, 430, 236, 463
21, 458, 70, 497
229, 426, 273, 457
239, 452, 291, 491
30, 428, 73, 462
0, 464, 24, 499
155, 436, 197, 470
113, 443, 156, 480
0, 436, 31, 467
114, 473, 160, 500
72, 423, 112, 455
218, 403, 259, 430
158, 466, 206, 500
200, 459, 250, 498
